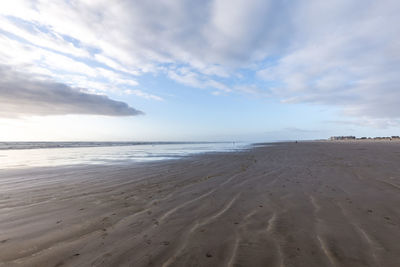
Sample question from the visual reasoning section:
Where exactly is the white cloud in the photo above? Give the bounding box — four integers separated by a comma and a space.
0, 0, 289, 86
1, 0, 400, 123
124, 89, 163, 101
168, 68, 231, 93
257, 0, 400, 121
234, 84, 270, 97
0, 16, 90, 58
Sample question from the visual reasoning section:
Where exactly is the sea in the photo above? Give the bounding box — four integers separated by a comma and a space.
0, 142, 250, 169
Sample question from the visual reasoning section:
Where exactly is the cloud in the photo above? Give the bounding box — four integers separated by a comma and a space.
124, 89, 163, 101
0, 0, 290, 86
167, 68, 231, 93
257, 0, 400, 120
1, 0, 400, 124
234, 84, 271, 97
0, 66, 143, 117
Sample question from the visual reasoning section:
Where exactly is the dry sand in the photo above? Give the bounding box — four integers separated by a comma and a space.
0, 142, 399, 267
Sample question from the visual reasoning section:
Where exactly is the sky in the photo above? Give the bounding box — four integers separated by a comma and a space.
0, 0, 399, 141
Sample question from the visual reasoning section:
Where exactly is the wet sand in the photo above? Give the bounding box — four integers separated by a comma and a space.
0, 142, 399, 267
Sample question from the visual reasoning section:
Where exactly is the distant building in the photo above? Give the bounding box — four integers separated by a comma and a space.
330, 136, 356, 140
374, 137, 391, 140
329, 136, 399, 141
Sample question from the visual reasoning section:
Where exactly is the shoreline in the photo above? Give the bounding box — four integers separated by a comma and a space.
1, 142, 399, 266
0, 142, 251, 170
0, 141, 246, 151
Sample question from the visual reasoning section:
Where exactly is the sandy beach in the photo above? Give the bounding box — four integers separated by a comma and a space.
0, 141, 399, 267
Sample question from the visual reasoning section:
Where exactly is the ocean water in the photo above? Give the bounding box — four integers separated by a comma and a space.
0, 142, 250, 169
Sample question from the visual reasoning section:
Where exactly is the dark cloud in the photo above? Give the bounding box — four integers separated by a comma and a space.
0, 66, 143, 117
